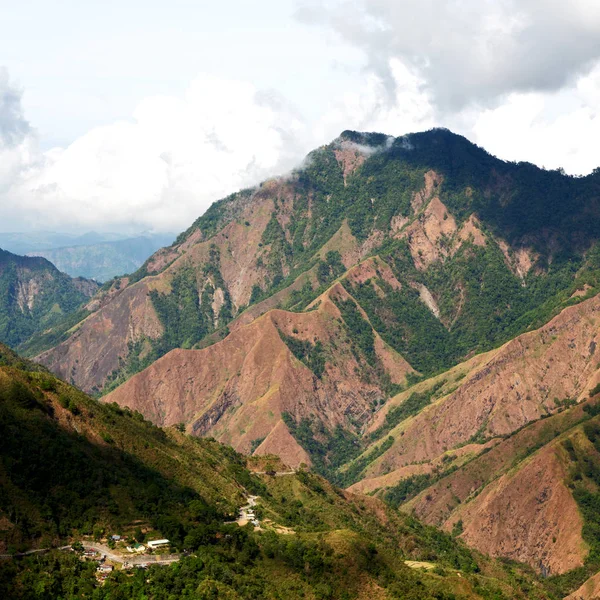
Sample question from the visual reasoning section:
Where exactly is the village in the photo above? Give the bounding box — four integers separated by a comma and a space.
76, 495, 264, 583
0, 491, 301, 586
76, 537, 179, 583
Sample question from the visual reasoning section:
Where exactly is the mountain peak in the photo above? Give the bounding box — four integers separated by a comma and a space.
337, 129, 393, 148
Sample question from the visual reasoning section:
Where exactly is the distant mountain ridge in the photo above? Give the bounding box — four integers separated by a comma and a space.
26, 232, 175, 281
0, 230, 128, 255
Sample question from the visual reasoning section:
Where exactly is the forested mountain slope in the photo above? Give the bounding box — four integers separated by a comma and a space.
0, 249, 99, 348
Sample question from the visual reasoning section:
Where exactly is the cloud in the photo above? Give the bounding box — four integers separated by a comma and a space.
297, 0, 600, 113
313, 60, 434, 140
469, 63, 600, 174
1, 75, 310, 233
0, 68, 31, 147
3, 10, 600, 238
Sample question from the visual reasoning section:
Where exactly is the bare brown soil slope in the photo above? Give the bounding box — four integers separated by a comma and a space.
104, 283, 413, 468
37, 279, 163, 392
36, 177, 394, 395
36, 130, 550, 397
360, 292, 600, 479
401, 402, 600, 575
565, 570, 600, 599
337, 293, 600, 574
36, 187, 291, 392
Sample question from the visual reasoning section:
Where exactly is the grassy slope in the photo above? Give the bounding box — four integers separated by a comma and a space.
0, 355, 556, 599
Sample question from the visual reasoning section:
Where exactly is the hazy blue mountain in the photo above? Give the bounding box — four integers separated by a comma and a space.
25, 233, 175, 281
0, 231, 131, 255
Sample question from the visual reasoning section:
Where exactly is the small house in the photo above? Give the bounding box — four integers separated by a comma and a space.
97, 564, 113, 573
147, 539, 170, 550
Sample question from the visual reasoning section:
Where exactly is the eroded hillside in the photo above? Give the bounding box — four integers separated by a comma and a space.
36, 129, 600, 400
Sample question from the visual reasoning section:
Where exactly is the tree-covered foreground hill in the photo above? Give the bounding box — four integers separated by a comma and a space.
0, 343, 559, 599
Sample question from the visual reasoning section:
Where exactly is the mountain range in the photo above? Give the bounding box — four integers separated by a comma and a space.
0, 231, 129, 255
25, 233, 175, 282
5, 128, 600, 596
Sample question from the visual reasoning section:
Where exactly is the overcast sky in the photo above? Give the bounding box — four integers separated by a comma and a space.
1, 0, 600, 234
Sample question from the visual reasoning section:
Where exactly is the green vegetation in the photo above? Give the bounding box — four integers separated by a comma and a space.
336, 298, 377, 366
385, 474, 434, 508
0, 250, 97, 349
279, 331, 326, 378
0, 370, 255, 553
338, 436, 395, 487
316, 250, 345, 285
0, 357, 556, 600
18, 308, 91, 358
282, 413, 363, 482
0, 342, 48, 372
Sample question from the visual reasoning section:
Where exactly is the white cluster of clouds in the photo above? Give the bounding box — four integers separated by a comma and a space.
2, 0, 600, 233
0, 72, 310, 233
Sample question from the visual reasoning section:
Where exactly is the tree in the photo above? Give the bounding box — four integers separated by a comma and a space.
134, 527, 145, 543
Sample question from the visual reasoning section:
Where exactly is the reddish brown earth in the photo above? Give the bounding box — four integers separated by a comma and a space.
36, 156, 537, 401
37, 279, 163, 392
401, 403, 597, 575
362, 293, 600, 477
341, 294, 600, 574
37, 179, 305, 393
104, 283, 413, 468
565, 571, 600, 599
451, 444, 584, 575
